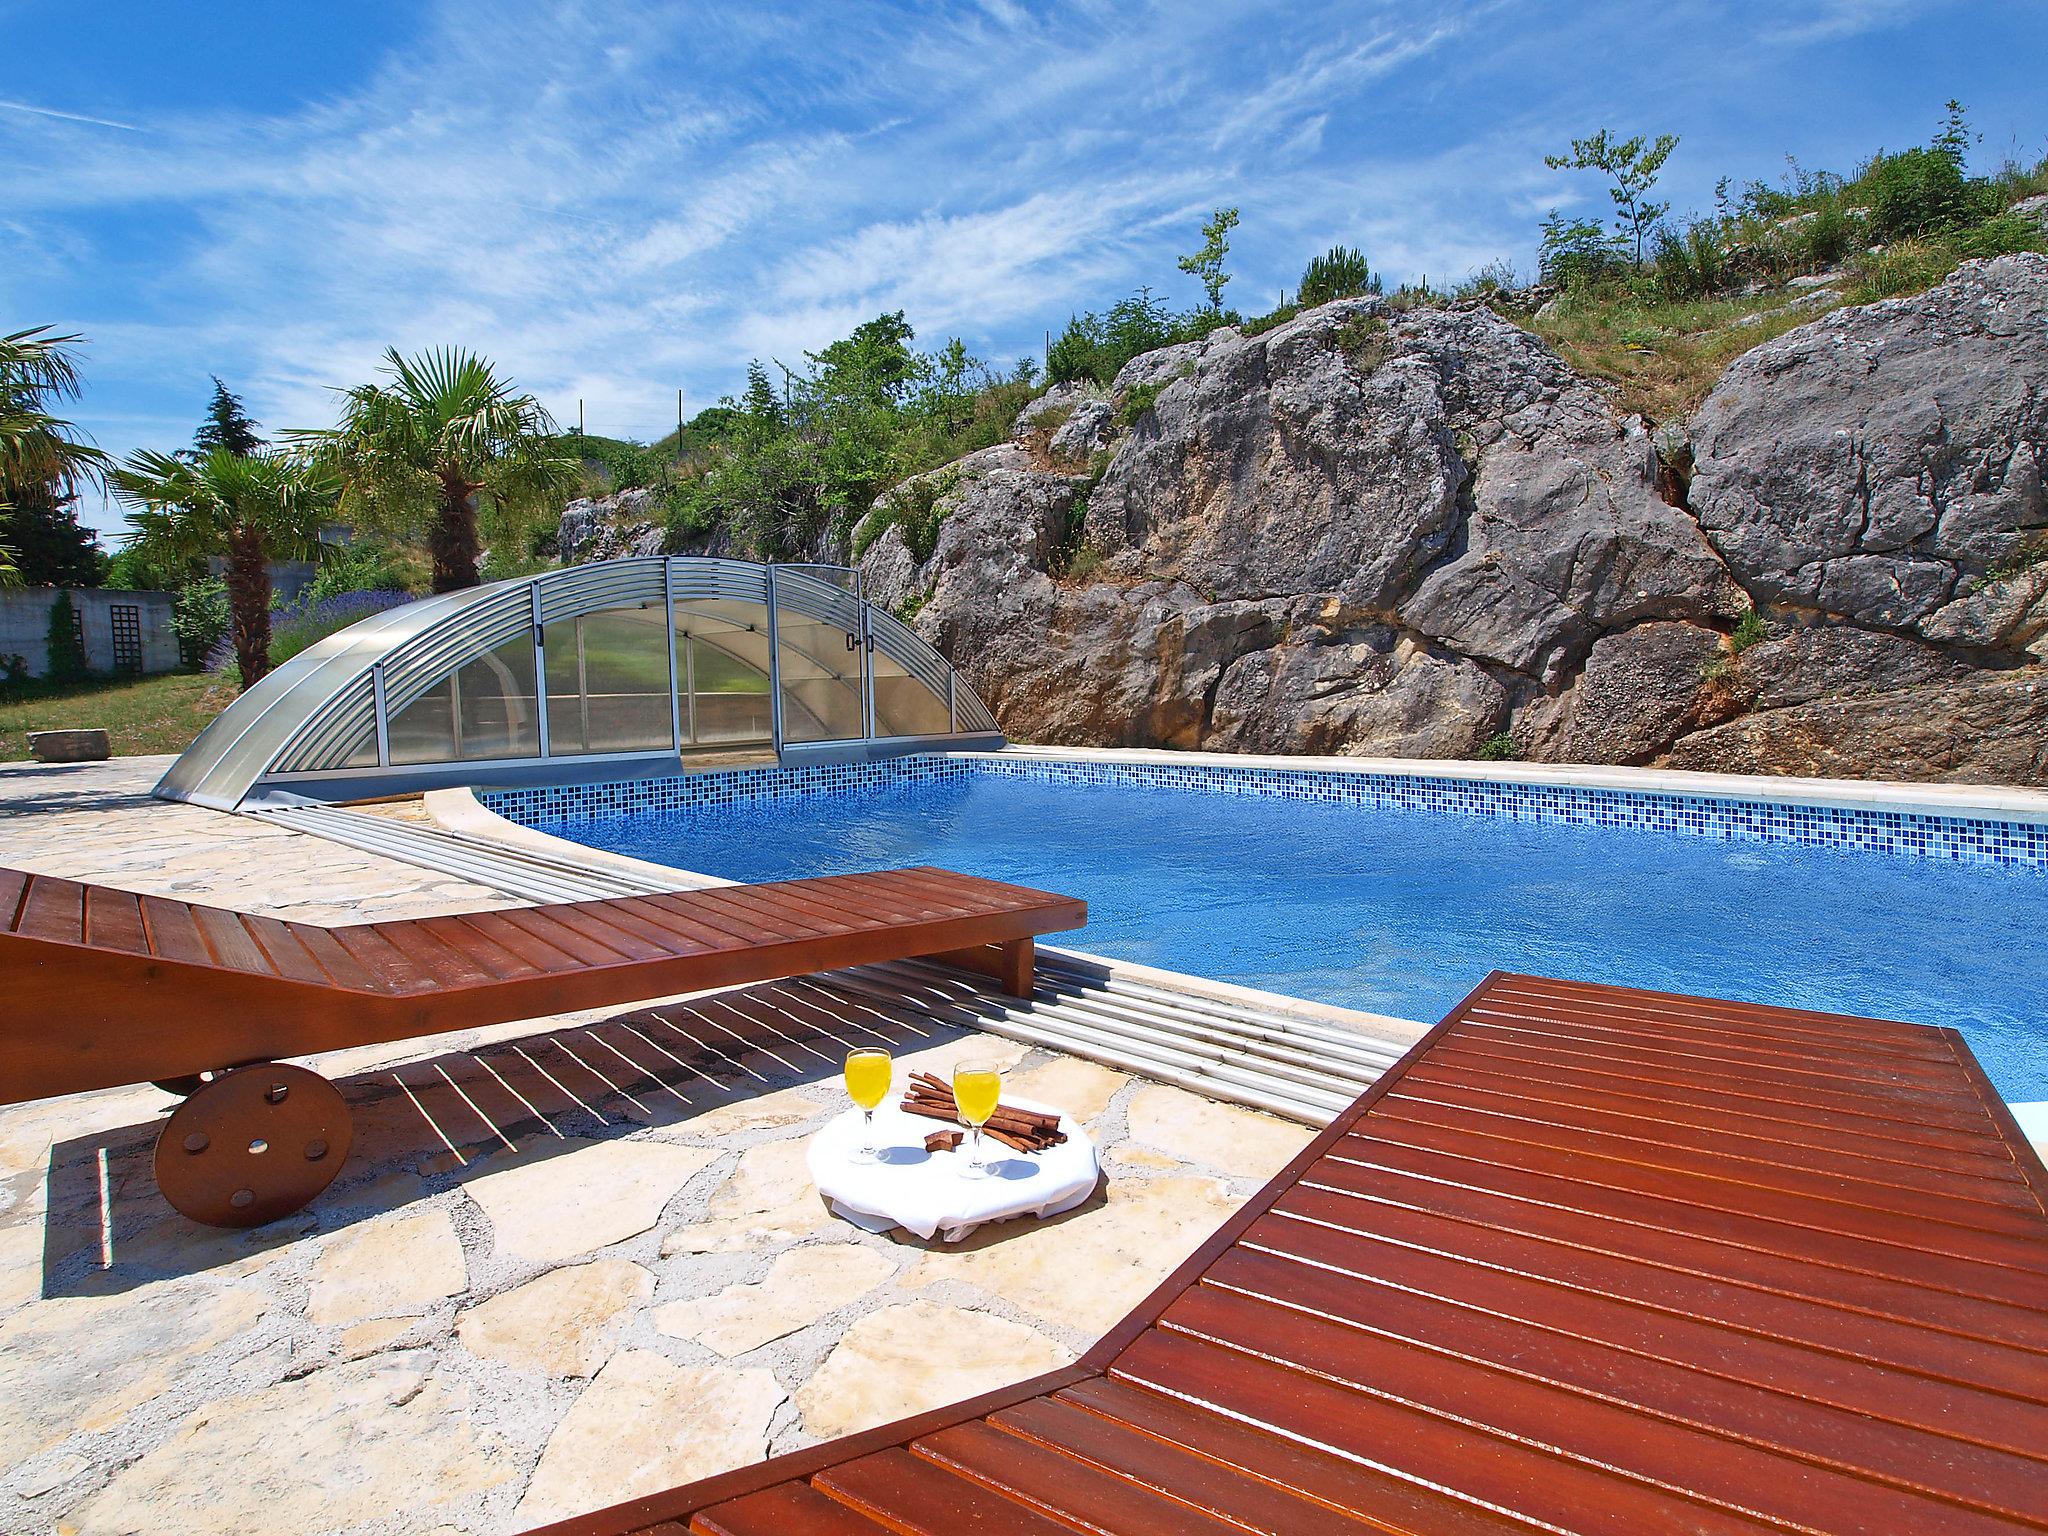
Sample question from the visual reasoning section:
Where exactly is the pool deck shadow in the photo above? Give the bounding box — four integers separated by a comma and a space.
35, 971, 986, 1298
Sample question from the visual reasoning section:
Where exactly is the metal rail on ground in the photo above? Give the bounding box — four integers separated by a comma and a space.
249, 801, 1411, 1125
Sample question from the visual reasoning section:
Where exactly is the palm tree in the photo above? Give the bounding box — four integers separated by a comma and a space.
1, 327, 112, 587
298, 348, 576, 593
112, 448, 334, 688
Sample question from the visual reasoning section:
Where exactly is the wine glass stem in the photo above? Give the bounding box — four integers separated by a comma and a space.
971, 1123, 984, 1170
862, 1108, 875, 1156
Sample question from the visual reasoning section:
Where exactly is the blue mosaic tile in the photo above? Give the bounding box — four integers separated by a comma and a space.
480, 754, 2048, 871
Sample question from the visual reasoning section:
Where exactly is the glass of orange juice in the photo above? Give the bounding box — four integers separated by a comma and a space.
844, 1048, 892, 1164
952, 1057, 1004, 1178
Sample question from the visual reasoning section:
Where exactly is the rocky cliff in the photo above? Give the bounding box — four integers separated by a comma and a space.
849, 254, 2048, 783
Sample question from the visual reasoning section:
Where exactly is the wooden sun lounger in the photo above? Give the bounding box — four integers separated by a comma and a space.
0, 864, 1085, 1227
531, 971, 2048, 1536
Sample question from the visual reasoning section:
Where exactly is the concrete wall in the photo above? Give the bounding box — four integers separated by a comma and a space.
0, 588, 182, 678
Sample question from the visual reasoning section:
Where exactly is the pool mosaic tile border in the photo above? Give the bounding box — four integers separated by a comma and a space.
481, 753, 2048, 870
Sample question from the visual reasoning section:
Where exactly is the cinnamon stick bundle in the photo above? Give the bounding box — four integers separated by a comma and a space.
901, 1072, 1067, 1153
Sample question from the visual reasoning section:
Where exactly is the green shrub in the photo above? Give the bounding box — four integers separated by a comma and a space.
854, 472, 954, 564
1729, 608, 1769, 653
1240, 303, 1299, 338
1476, 731, 1521, 761
1116, 379, 1168, 430
1539, 212, 1627, 289
1047, 290, 1228, 387
1948, 212, 2048, 260
170, 577, 231, 670
43, 590, 86, 683
1845, 238, 1963, 302
1333, 314, 1392, 371
303, 541, 422, 605
1297, 246, 1380, 306
1857, 145, 1998, 242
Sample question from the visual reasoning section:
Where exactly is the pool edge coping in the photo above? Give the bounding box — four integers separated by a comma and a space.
986, 744, 2048, 825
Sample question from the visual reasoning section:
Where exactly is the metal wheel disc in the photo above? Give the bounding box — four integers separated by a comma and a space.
153, 1064, 353, 1228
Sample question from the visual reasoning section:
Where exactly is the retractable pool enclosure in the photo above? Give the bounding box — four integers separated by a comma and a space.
155, 557, 1001, 810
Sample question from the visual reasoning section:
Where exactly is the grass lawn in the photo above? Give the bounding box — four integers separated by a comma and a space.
0, 671, 236, 762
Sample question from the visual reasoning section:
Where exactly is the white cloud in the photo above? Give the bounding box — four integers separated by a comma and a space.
24, 0, 1990, 478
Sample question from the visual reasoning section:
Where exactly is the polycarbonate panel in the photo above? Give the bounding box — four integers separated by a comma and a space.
674, 600, 773, 746
154, 556, 1000, 808
389, 632, 540, 764
776, 606, 864, 742
544, 601, 674, 756
872, 649, 953, 737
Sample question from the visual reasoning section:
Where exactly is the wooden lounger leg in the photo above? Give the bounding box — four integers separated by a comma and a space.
924, 937, 1039, 999
998, 937, 1035, 999
152, 1063, 354, 1228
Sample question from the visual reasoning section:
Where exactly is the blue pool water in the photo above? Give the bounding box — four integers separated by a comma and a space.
525, 773, 2048, 1101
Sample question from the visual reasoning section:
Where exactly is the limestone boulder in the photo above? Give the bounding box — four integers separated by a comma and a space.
1690, 254, 2048, 640
1668, 669, 2048, 781
1521, 622, 1731, 764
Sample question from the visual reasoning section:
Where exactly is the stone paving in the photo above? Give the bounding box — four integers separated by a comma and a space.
0, 757, 1318, 1536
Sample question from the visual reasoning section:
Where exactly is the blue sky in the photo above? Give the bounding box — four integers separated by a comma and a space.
5, 0, 2043, 539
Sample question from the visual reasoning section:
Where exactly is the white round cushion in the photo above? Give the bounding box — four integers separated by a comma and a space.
806, 1096, 1099, 1243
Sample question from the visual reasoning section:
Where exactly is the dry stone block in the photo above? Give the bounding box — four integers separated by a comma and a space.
457, 1258, 654, 1377
0, 1281, 266, 1461
796, 1300, 1071, 1439
660, 1135, 832, 1255
66, 1354, 512, 1535
654, 1242, 894, 1357
463, 1136, 716, 1265
304, 1204, 467, 1326
515, 1350, 784, 1527
26, 729, 109, 763
1126, 1085, 1312, 1181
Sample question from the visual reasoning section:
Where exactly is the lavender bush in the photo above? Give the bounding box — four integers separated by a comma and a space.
208, 588, 414, 678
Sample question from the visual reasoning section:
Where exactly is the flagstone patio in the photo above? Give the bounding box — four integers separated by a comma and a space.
0, 757, 1316, 1536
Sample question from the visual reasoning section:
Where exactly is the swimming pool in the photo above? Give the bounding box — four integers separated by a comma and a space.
491, 756, 2048, 1102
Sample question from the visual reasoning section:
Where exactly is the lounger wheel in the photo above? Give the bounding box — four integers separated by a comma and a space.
152, 1063, 354, 1228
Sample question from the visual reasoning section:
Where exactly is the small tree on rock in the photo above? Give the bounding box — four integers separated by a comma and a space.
1544, 129, 1679, 267
1178, 206, 1240, 313
1297, 246, 1381, 306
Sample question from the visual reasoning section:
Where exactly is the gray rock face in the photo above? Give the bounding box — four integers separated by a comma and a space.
558, 488, 666, 563
1520, 623, 1730, 765
1689, 254, 2048, 644
1668, 670, 2048, 783
852, 258, 2048, 784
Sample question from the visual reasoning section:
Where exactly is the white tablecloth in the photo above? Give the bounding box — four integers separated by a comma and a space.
806, 1097, 1099, 1242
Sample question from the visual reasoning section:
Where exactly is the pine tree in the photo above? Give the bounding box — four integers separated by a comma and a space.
0, 483, 104, 586
192, 377, 263, 457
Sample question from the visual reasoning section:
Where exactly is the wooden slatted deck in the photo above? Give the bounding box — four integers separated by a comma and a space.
0, 864, 1086, 1106
534, 971, 2048, 1536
